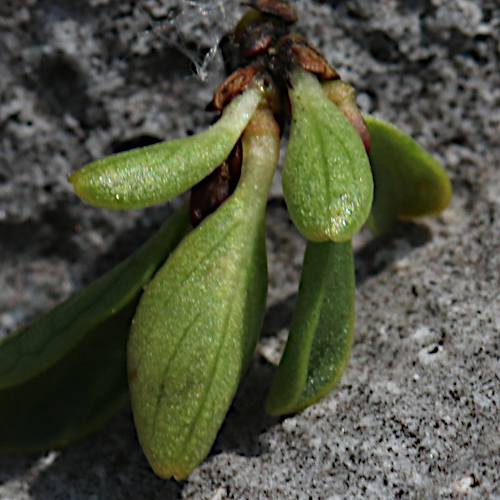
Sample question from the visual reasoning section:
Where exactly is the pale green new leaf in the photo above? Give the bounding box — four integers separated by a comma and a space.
364, 114, 452, 235
69, 85, 264, 209
283, 66, 373, 242
127, 109, 280, 480
266, 240, 354, 416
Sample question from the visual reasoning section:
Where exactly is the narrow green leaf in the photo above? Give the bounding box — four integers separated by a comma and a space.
0, 302, 135, 452
0, 204, 190, 390
128, 109, 280, 480
283, 66, 373, 242
69, 85, 264, 209
266, 239, 354, 416
364, 114, 452, 235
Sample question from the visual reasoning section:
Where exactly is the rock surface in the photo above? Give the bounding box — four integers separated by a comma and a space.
1, 0, 499, 498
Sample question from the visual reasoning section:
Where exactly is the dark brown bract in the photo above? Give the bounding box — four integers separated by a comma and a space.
190, 140, 242, 227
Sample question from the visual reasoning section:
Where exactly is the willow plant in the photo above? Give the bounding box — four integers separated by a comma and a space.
0, 0, 451, 481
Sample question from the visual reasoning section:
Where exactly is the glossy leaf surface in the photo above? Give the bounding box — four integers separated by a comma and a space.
266, 240, 354, 416
364, 114, 452, 235
128, 108, 280, 480
0, 204, 190, 390
69, 85, 264, 209
283, 67, 373, 242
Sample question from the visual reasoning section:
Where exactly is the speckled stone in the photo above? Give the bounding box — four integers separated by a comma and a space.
0, 0, 499, 498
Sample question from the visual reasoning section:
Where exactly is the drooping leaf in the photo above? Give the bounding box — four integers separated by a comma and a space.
266, 239, 354, 416
0, 302, 134, 452
128, 108, 280, 480
0, 204, 190, 390
0, 206, 190, 452
283, 66, 373, 242
364, 114, 452, 235
69, 85, 264, 209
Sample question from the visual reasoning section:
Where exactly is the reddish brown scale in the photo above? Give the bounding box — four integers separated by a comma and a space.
290, 44, 339, 81
227, 138, 243, 191
207, 66, 261, 111
279, 34, 340, 81
241, 0, 298, 23
238, 19, 275, 58
189, 140, 243, 227
189, 166, 230, 227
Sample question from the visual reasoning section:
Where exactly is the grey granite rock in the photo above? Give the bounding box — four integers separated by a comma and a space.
0, 0, 499, 498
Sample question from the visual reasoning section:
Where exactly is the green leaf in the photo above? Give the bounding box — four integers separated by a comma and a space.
0, 206, 190, 452
0, 303, 134, 452
128, 109, 280, 480
364, 114, 452, 235
69, 85, 264, 209
266, 239, 354, 416
320, 80, 371, 152
283, 67, 373, 242
0, 204, 190, 390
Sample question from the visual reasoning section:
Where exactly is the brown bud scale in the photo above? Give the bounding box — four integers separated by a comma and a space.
208, 66, 261, 111
189, 140, 243, 227
241, 0, 298, 23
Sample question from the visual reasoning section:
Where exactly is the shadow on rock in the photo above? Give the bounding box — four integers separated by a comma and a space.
355, 221, 432, 285
210, 355, 279, 460
27, 408, 181, 500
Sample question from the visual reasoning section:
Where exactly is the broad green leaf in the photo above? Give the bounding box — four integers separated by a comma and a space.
283, 66, 373, 242
0, 302, 135, 452
128, 108, 280, 480
266, 239, 354, 416
0, 204, 190, 390
69, 85, 264, 209
364, 114, 452, 235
